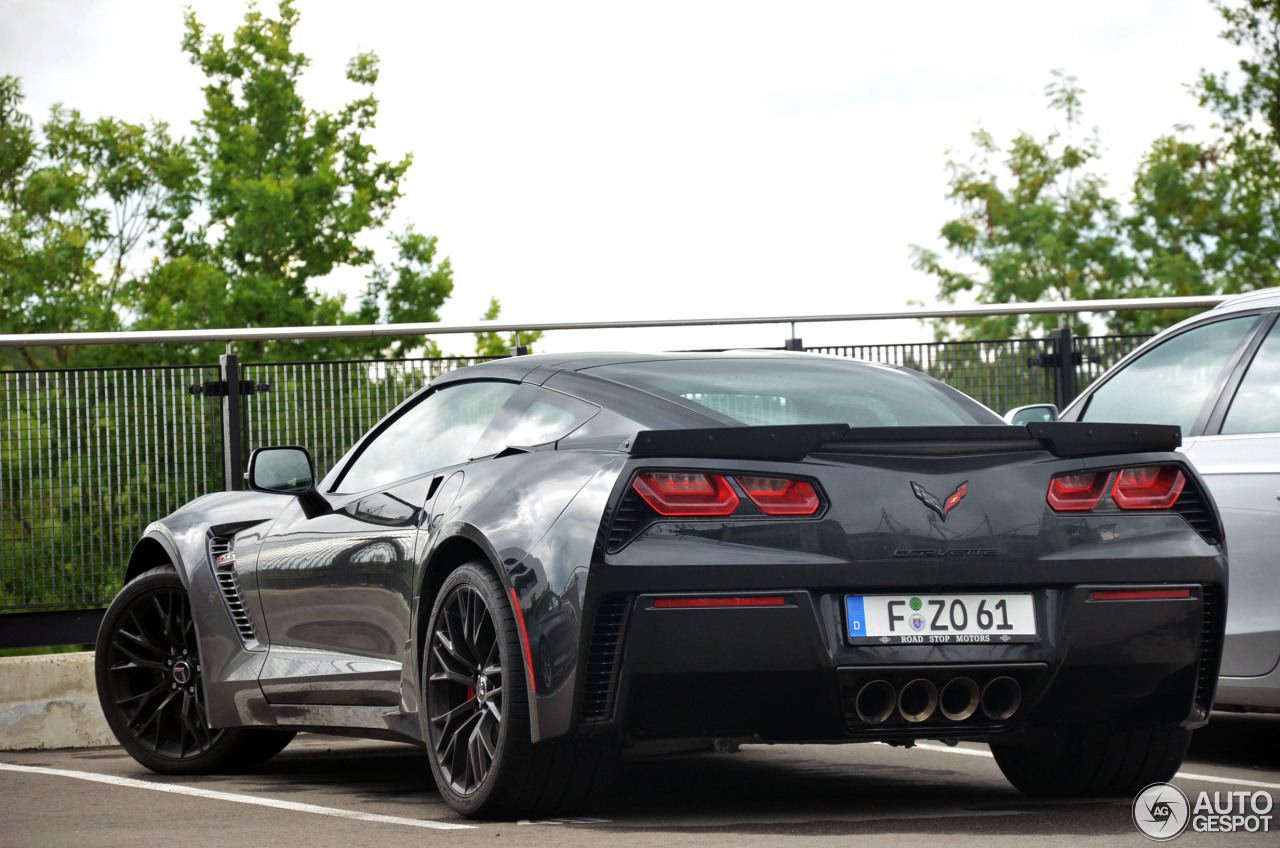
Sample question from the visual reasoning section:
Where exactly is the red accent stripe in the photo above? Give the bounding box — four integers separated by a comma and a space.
653, 596, 787, 609
509, 587, 536, 693
1091, 588, 1192, 601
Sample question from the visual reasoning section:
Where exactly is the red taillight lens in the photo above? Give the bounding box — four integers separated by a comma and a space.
632, 472, 740, 516
1111, 465, 1185, 509
735, 476, 821, 515
1047, 471, 1113, 511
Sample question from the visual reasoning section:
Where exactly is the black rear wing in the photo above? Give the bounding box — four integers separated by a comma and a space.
629, 422, 1181, 462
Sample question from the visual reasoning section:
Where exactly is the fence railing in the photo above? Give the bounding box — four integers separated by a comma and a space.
0, 331, 1154, 646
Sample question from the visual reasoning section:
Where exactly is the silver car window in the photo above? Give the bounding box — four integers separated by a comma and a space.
1080, 316, 1256, 432
1222, 321, 1280, 435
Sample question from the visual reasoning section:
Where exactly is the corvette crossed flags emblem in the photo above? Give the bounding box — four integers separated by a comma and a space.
910, 481, 969, 521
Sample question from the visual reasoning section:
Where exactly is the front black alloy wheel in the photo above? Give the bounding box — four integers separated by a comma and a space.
96, 565, 293, 774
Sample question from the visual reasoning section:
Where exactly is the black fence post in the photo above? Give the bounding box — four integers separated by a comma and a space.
220, 353, 245, 491
1049, 327, 1076, 410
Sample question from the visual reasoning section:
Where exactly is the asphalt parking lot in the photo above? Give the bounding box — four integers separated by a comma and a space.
3, 712, 1277, 848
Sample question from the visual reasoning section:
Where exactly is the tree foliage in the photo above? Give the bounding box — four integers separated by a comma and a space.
356, 227, 454, 359
474, 297, 543, 356
2, 1, 477, 368
0, 76, 188, 368
911, 72, 1132, 339
918, 1, 1280, 340
134, 0, 414, 362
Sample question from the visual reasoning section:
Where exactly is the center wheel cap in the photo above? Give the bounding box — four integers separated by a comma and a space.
474, 675, 490, 705
172, 659, 194, 686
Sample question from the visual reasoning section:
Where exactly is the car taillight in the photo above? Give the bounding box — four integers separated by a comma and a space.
1111, 466, 1185, 509
1047, 465, 1186, 512
735, 476, 821, 515
632, 472, 740, 516
1047, 471, 1113, 510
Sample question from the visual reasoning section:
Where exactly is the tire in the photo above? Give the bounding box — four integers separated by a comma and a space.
991, 724, 1192, 797
422, 560, 618, 819
96, 565, 295, 774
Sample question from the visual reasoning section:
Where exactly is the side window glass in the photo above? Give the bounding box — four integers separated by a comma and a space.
335, 381, 517, 493
1080, 315, 1256, 433
470, 386, 598, 457
1222, 321, 1280, 435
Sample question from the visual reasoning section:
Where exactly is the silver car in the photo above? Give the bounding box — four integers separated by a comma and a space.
1055, 287, 1280, 712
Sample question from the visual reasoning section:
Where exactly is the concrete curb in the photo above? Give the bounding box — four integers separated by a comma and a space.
0, 652, 114, 750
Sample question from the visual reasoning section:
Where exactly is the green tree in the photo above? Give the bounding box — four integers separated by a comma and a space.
910, 71, 1134, 340
0, 76, 189, 368
474, 297, 543, 356
1112, 0, 1280, 333
135, 0, 418, 362
917, 3, 1280, 340
356, 227, 454, 359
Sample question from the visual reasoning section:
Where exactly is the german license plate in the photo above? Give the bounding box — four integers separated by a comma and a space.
845, 593, 1036, 645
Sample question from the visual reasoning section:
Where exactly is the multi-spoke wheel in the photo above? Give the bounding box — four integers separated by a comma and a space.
96, 565, 294, 774
423, 561, 620, 819
424, 561, 523, 814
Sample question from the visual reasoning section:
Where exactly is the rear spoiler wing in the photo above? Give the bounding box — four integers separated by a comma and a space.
629, 422, 1181, 462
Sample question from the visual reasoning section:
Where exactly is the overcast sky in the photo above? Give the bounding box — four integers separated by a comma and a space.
1, 0, 1243, 353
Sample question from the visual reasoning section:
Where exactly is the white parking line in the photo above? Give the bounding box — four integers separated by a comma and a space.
912, 742, 1280, 791
0, 762, 475, 830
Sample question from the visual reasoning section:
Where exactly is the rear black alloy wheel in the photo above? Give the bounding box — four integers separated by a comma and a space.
96, 565, 293, 774
423, 561, 620, 819
426, 566, 509, 799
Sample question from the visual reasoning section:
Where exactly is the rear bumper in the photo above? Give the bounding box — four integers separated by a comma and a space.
571, 579, 1222, 743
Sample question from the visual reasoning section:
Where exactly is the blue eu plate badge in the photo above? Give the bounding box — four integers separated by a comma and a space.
846, 596, 867, 637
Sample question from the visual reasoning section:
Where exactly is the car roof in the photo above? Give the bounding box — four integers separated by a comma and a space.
432, 349, 907, 386
1211, 285, 1280, 314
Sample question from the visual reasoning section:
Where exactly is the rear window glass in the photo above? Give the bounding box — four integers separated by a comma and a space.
585, 357, 988, 427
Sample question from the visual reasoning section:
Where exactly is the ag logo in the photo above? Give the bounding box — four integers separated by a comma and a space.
910, 481, 968, 521
1133, 782, 1190, 841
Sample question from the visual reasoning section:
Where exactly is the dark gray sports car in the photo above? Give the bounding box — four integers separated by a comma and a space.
95, 352, 1226, 819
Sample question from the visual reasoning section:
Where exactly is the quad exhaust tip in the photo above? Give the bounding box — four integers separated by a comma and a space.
854, 679, 897, 724
850, 674, 1023, 725
897, 678, 938, 723
939, 676, 980, 721
980, 676, 1022, 720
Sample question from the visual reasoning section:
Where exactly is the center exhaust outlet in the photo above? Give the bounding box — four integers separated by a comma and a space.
980, 676, 1022, 720
897, 678, 939, 723
939, 677, 980, 721
854, 680, 897, 724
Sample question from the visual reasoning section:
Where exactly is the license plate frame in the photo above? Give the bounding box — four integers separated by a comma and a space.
845, 592, 1037, 645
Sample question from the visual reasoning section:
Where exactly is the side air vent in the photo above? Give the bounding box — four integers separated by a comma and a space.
606, 488, 651, 552
1171, 482, 1221, 546
1194, 585, 1222, 716
580, 595, 631, 721
209, 536, 257, 643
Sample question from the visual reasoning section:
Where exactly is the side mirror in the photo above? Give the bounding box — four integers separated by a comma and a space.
1004, 404, 1060, 426
247, 446, 316, 495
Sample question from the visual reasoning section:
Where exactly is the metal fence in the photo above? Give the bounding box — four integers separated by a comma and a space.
0, 333, 1152, 645
0, 365, 220, 611
810, 332, 1151, 414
